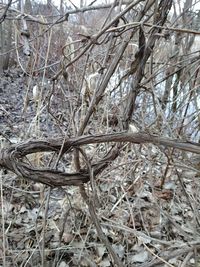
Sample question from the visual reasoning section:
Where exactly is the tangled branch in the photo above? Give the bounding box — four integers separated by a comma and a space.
0, 132, 199, 187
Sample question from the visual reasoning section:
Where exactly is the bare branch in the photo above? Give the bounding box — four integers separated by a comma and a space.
0, 132, 199, 187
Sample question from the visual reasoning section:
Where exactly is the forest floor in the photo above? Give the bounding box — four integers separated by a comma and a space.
0, 68, 200, 267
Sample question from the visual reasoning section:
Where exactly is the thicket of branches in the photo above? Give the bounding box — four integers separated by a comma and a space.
0, 0, 200, 266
